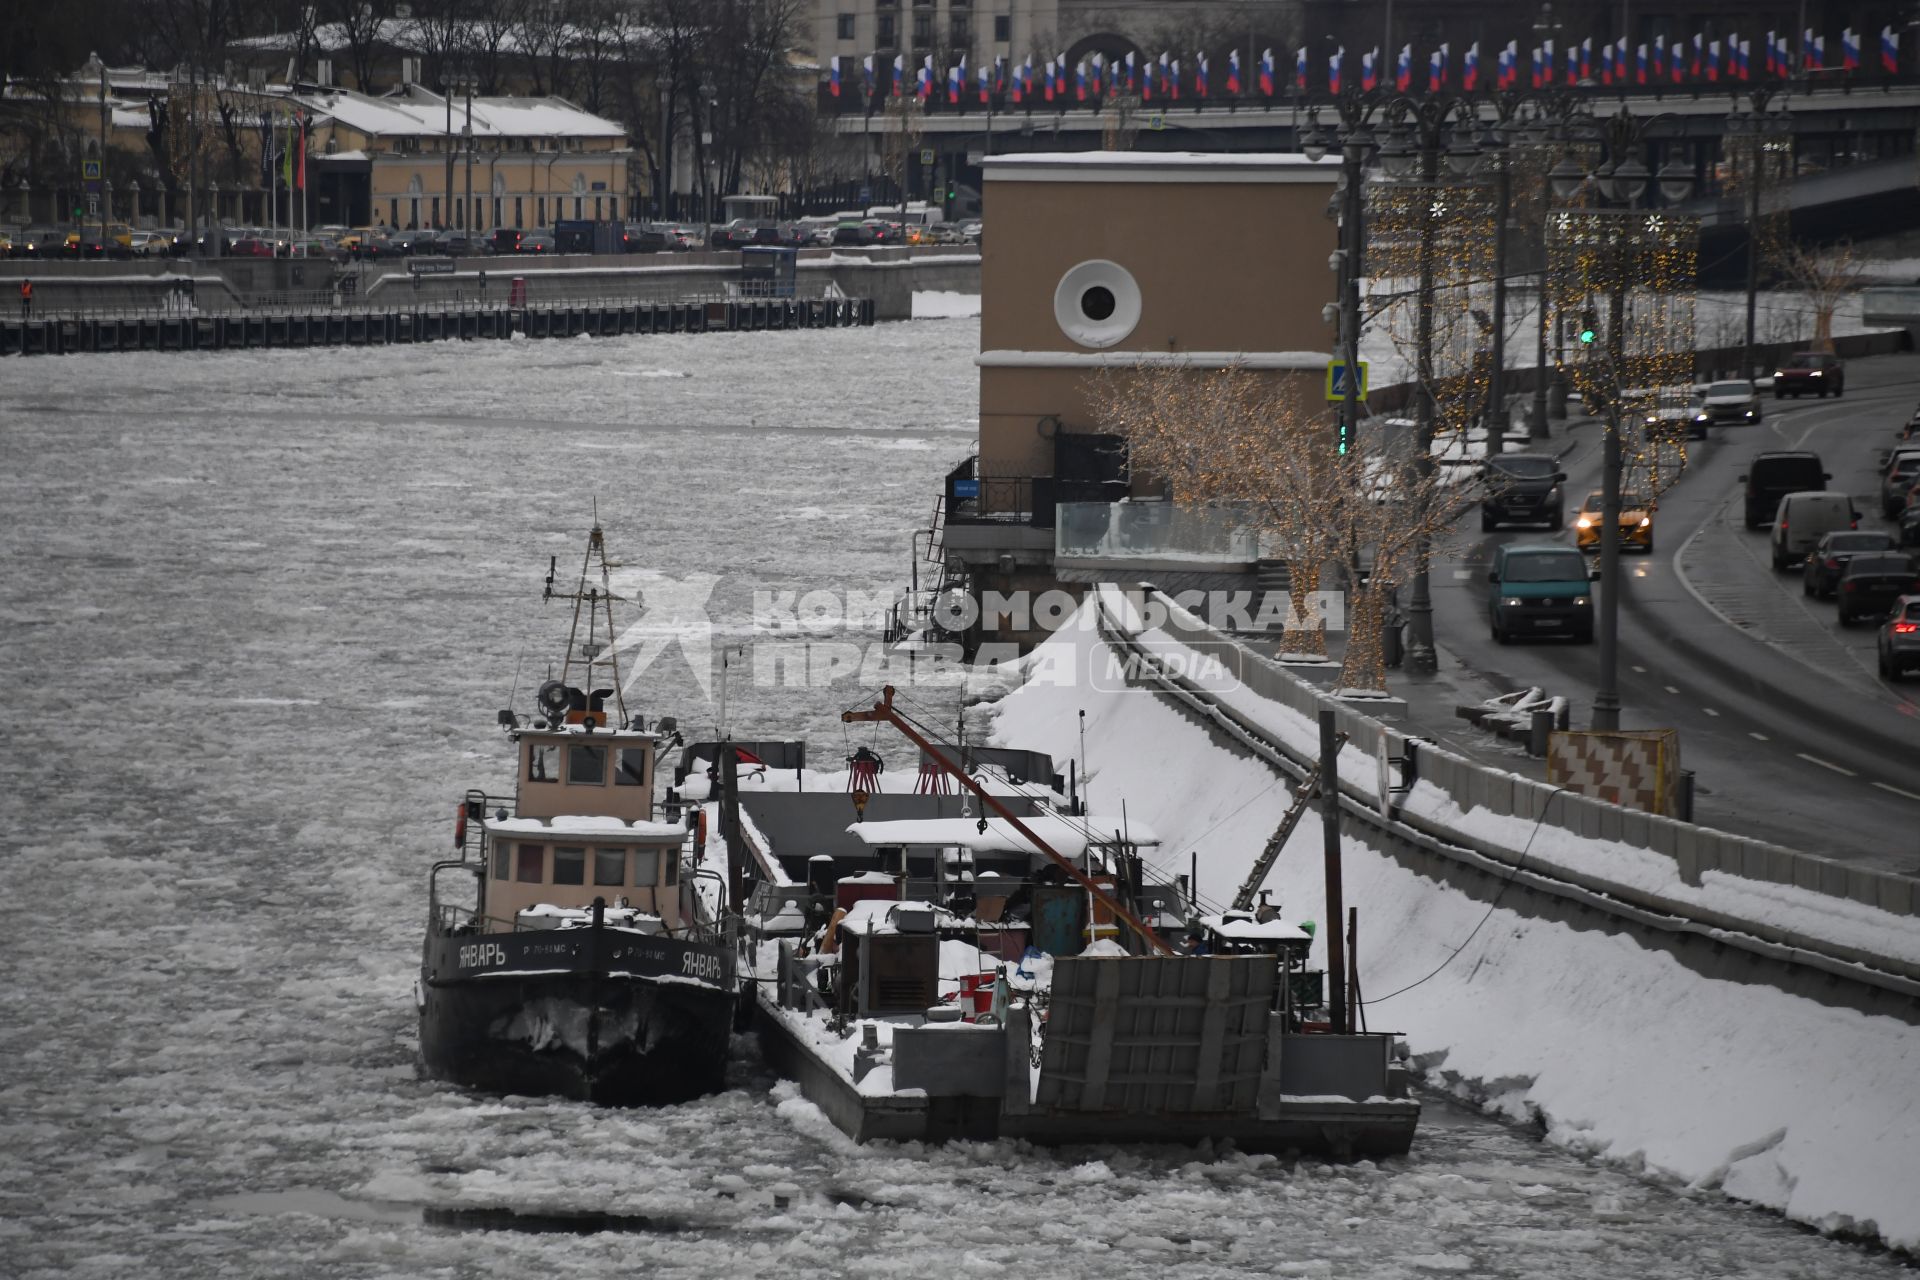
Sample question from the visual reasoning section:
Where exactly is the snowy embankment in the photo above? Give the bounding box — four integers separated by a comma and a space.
986, 598, 1920, 1252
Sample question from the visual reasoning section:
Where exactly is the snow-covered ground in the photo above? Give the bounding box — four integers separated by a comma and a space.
987, 598, 1920, 1254
0, 314, 1909, 1277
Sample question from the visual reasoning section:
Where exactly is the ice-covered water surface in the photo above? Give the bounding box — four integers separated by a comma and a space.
0, 326, 1900, 1278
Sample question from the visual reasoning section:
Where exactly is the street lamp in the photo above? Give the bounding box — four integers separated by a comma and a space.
1551, 111, 1696, 732
1727, 89, 1792, 382
87, 51, 107, 247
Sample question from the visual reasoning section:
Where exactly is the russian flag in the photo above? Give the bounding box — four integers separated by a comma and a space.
1125, 50, 1137, 93
1580, 37, 1592, 81
978, 63, 990, 104
1227, 49, 1242, 94
1170, 55, 1182, 99
1328, 46, 1343, 95
1688, 32, 1700, 77
862, 54, 875, 98
1805, 28, 1823, 70
1396, 44, 1413, 91
1567, 44, 1578, 83
1736, 38, 1750, 81
892, 54, 905, 96
1764, 30, 1777, 76
1440, 41, 1451, 87
1541, 38, 1554, 84
1652, 40, 1665, 80
1600, 39, 1613, 84
1294, 46, 1307, 92
1196, 53, 1209, 97
1361, 48, 1377, 91
1842, 28, 1860, 71
1074, 59, 1086, 101
1635, 42, 1647, 84
1884, 26, 1901, 74
828, 55, 841, 97
1463, 42, 1478, 91
1428, 50, 1442, 92
948, 62, 961, 104
1671, 41, 1684, 83
1705, 39, 1718, 81
994, 55, 1006, 95
1260, 47, 1275, 95
1531, 45, 1543, 88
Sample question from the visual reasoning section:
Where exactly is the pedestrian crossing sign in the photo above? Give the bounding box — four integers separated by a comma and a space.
82, 159, 102, 181
1325, 360, 1368, 401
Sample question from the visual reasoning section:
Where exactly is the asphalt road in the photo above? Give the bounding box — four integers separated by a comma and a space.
1429, 352, 1920, 875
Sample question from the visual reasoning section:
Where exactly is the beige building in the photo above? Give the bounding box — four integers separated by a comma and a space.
942, 151, 1340, 643
293, 84, 629, 231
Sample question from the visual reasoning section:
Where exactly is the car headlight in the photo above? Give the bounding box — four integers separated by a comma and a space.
1574, 596, 1589, 606
1638, 516, 1651, 528
1809, 369, 1823, 376
1576, 517, 1593, 528
1503, 597, 1523, 607
1693, 413, 1711, 422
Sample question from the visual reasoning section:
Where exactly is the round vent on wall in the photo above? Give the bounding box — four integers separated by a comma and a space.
1053, 259, 1141, 348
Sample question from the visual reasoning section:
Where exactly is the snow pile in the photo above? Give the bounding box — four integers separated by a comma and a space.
987, 597, 1920, 1252
913, 290, 983, 320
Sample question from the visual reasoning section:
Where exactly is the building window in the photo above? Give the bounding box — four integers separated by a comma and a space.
837, 13, 855, 39
528, 743, 559, 782
493, 195, 502, 226
409, 197, 420, 229
633, 848, 661, 885
594, 195, 602, 219
913, 12, 932, 45
994, 14, 1009, 41
538, 197, 546, 226
609, 196, 618, 220
615, 747, 647, 786
516, 844, 545, 883
493, 842, 510, 880
569, 743, 607, 785
574, 196, 583, 219
594, 849, 626, 886
389, 198, 398, 227
664, 846, 680, 886
949, 13, 969, 45
515, 196, 523, 227
877, 13, 896, 46
553, 846, 586, 886
431, 196, 441, 228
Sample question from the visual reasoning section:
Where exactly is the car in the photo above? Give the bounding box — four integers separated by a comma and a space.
1574, 489, 1655, 553
1903, 495, 1920, 548
1644, 403, 1699, 443
1773, 351, 1845, 398
1741, 451, 1830, 528
621, 222, 667, 253
490, 228, 526, 255
1883, 449, 1920, 517
1835, 552, 1920, 625
387, 228, 434, 255
1769, 491, 1858, 569
127, 229, 170, 257
831, 220, 878, 247
1880, 595, 1920, 680
1802, 530, 1895, 597
656, 224, 699, 250
1479, 453, 1567, 530
515, 231, 555, 254
862, 218, 905, 245
1693, 380, 1762, 428
433, 230, 482, 256
226, 236, 276, 258
18, 227, 66, 258
956, 220, 983, 243
1487, 543, 1596, 643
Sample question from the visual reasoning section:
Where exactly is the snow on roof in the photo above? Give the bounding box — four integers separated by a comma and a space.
845, 814, 1159, 857
486, 814, 685, 840
983, 151, 1339, 183
285, 85, 625, 141
838, 899, 957, 935
1198, 912, 1312, 942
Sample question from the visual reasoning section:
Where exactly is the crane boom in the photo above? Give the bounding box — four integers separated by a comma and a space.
842, 686, 1172, 955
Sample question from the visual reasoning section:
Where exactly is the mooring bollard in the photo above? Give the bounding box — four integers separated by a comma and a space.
1529, 708, 1553, 757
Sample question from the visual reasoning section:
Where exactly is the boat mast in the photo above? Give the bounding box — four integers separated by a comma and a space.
548, 524, 629, 724
842, 685, 1171, 955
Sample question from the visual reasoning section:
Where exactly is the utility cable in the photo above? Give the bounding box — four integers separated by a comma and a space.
1365, 784, 1570, 1005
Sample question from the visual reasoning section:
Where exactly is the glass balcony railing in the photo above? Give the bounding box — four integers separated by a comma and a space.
1055, 501, 1260, 563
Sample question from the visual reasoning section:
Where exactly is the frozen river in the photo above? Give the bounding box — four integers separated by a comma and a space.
0, 323, 1906, 1278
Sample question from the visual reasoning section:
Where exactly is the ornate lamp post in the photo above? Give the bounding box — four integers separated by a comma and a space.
1725, 89, 1792, 381
1549, 111, 1696, 731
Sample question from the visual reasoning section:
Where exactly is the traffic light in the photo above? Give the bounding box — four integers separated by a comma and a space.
945, 181, 956, 202
1338, 421, 1351, 456
1578, 308, 1599, 346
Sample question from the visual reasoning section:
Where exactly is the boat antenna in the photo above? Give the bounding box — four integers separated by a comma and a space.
554, 525, 629, 724
1078, 709, 1090, 816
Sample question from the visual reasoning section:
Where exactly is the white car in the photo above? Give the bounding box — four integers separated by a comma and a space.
128, 229, 170, 257
1692, 380, 1762, 430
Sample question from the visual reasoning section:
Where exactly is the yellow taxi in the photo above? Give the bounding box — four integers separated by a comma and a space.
1574, 489, 1655, 553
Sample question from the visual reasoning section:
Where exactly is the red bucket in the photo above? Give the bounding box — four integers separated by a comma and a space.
958, 972, 996, 1018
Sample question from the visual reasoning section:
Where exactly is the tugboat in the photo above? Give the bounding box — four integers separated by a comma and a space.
417, 525, 739, 1105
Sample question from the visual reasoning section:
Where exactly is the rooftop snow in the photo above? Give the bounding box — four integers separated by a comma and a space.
486, 815, 685, 840
845, 814, 1159, 856
284, 86, 625, 141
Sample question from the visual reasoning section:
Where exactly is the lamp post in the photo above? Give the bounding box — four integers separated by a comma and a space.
1727, 89, 1791, 382
87, 52, 108, 248
1550, 111, 1695, 731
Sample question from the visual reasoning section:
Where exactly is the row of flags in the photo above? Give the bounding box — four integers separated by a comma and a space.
824, 27, 1903, 103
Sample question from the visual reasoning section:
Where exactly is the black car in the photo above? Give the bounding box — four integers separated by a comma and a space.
1803, 530, 1897, 598
621, 223, 667, 252
515, 232, 555, 254
1480, 453, 1567, 531
1741, 451, 1831, 529
1836, 553, 1920, 625
1880, 595, 1920, 681
1902, 503, 1920, 549
489, 228, 525, 255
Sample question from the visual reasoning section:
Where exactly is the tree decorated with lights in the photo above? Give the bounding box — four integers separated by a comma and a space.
1779, 240, 1868, 352
1089, 363, 1471, 693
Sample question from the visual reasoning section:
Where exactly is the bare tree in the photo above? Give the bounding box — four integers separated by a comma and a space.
1091, 363, 1470, 692
468, 0, 527, 94
1778, 240, 1868, 352
325, 0, 396, 91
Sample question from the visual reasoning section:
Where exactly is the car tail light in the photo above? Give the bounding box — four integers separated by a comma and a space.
1843, 582, 1856, 592
1895, 622, 1920, 633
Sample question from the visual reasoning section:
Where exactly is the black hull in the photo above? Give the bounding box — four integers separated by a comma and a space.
418, 928, 738, 1106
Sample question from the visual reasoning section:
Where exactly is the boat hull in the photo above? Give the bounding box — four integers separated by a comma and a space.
418, 927, 737, 1106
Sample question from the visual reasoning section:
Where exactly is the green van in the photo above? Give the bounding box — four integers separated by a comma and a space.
1488, 543, 1597, 643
